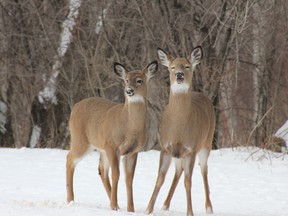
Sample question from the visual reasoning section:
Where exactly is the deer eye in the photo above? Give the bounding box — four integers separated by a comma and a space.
136, 79, 142, 84
185, 65, 190, 69
171, 66, 175, 70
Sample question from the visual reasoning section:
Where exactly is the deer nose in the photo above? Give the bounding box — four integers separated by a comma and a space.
126, 87, 134, 96
176, 72, 184, 79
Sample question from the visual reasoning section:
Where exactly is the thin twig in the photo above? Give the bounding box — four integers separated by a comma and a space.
247, 106, 274, 145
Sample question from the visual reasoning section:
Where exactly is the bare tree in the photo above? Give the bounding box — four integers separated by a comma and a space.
0, 0, 287, 149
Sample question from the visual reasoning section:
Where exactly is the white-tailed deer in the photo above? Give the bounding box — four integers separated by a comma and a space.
66, 60, 158, 212
146, 47, 215, 216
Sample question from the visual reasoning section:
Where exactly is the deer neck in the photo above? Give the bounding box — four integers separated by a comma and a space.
168, 87, 192, 122
124, 98, 147, 132
169, 84, 192, 105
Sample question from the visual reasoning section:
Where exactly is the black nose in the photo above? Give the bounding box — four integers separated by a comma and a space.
176, 72, 184, 79
126, 88, 134, 96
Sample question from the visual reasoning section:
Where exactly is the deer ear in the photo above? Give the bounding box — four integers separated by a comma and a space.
145, 60, 158, 80
190, 46, 203, 69
114, 62, 126, 79
157, 48, 170, 67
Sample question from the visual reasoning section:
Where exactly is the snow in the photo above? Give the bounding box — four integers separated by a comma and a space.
275, 120, 288, 147
0, 147, 287, 216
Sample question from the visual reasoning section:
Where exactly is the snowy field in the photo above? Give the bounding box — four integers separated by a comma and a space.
0, 147, 287, 216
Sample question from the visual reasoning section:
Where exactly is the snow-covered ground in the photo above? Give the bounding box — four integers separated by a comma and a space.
0, 147, 287, 216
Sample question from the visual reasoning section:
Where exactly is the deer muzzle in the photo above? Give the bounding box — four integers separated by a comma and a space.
126, 87, 134, 96
175, 72, 184, 84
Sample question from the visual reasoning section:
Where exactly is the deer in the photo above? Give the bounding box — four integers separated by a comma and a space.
145, 46, 215, 216
66, 60, 158, 212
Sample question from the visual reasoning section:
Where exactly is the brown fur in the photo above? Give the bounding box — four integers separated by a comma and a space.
66, 61, 158, 212
146, 47, 215, 216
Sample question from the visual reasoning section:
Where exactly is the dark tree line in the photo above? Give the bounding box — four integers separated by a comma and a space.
0, 0, 287, 150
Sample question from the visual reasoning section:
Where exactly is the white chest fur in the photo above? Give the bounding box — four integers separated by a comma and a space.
171, 82, 189, 94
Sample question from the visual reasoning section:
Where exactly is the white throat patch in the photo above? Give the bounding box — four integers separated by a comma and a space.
171, 82, 189, 94
127, 95, 145, 103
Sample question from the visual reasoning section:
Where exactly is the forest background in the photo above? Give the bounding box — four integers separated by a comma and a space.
0, 0, 287, 150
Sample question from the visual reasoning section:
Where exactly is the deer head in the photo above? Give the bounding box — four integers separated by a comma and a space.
114, 61, 158, 103
157, 47, 202, 94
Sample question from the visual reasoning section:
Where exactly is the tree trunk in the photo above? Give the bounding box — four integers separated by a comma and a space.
252, 1, 274, 146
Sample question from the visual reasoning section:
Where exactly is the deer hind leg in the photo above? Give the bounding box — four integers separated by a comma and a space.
98, 152, 112, 201
183, 153, 196, 216
106, 147, 120, 210
66, 142, 92, 203
145, 151, 172, 214
66, 151, 75, 203
123, 153, 138, 212
162, 158, 183, 210
198, 147, 213, 214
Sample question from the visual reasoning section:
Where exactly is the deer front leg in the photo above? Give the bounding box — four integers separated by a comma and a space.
106, 148, 120, 210
123, 153, 138, 212
198, 148, 213, 214
162, 158, 183, 210
145, 151, 172, 214
183, 153, 196, 216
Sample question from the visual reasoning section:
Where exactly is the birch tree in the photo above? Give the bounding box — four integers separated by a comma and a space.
31, 0, 82, 148
0, 0, 66, 147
